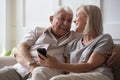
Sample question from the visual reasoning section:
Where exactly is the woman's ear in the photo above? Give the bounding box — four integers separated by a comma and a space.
49, 16, 53, 24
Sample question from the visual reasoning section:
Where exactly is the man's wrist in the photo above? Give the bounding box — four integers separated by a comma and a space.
27, 59, 36, 68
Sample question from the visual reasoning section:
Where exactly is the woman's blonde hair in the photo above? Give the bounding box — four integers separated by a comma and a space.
77, 5, 103, 38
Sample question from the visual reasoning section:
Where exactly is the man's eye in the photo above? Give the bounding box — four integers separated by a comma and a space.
61, 17, 65, 21
67, 20, 72, 23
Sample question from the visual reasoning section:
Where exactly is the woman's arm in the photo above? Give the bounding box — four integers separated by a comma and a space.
58, 52, 106, 73
38, 52, 106, 73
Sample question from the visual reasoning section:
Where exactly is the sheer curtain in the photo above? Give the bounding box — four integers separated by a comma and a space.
0, 0, 6, 55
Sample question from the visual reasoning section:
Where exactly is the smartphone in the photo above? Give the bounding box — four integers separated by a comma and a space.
37, 48, 47, 57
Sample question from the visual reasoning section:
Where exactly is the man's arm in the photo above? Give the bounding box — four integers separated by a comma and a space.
107, 45, 120, 69
14, 42, 38, 71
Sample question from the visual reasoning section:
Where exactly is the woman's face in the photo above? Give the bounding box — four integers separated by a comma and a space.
74, 8, 87, 33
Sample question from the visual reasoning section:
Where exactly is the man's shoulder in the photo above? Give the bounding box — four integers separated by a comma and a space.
69, 31, 81, 38
31, 26, 48, 34
27, 26, 48, 37
34, 26, 47, 31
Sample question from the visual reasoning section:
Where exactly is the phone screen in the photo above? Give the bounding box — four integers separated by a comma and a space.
37, 48, 47, 57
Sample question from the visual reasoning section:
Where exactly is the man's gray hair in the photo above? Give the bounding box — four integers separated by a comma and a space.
51, 6, 73, 17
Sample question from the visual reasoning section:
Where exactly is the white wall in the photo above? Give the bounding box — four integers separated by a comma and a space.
102, 0, 120, 43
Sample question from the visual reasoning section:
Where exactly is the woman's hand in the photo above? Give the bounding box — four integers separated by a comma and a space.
38, 53, 61, 69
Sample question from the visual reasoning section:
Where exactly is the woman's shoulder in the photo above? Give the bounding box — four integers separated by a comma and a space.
67, 35, 82, 47
102, 34, 112, 37
95, 34, 113, 46
100, 34, 113, 40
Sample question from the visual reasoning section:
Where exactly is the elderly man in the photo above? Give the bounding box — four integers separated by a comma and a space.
0, 6, 80, 80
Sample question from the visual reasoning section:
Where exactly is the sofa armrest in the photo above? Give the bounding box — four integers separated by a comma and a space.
0, 56, 17, 68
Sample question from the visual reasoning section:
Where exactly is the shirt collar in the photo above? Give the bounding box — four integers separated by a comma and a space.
45, 27, 70, 40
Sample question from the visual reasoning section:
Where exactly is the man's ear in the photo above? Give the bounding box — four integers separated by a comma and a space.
49, 16, 53, 23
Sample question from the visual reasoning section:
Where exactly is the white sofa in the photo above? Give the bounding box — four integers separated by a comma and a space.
0, 56, 16, 68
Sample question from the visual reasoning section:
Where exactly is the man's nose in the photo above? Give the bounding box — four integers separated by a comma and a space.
63, 20, 70, 25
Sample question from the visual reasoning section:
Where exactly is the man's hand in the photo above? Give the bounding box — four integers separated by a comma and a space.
106, 45, 120, 69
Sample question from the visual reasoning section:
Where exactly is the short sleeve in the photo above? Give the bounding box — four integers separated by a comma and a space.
94, 34, 114, 57
21, 26, 46, 47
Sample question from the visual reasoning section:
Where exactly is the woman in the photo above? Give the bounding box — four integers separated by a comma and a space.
38, 5, 114, 80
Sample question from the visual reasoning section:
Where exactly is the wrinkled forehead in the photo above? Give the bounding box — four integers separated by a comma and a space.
58, 9, 73, 18
54, 9, 73, 18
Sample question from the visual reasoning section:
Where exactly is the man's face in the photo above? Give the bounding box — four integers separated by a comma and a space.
51, 10, 73, 38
